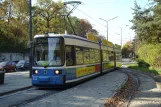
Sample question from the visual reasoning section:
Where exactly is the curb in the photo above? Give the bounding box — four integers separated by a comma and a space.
156, 82, 161, 89
103, 71, 128, 106
124, 72, 139, 107
0, 86, 33, 97
115, 71, 129, 91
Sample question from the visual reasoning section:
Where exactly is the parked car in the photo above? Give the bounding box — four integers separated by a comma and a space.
0, 61, 17, 72
13, 60, 19, 64
16, 60, 30, 70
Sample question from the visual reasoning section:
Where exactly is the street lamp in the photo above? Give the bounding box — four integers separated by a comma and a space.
125, 33, 132, 41
99, 16, 118, 41
119, 27, 122, 48
119, 25, 129, 48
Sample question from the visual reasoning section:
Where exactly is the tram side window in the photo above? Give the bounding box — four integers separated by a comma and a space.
112, 52, 114, 61
83, 48, 90, 64
103, 50, 108, 62
109, 51, 114, 61
116, 53, 119, 60
107, 51, 109, 61
66, 46, 74, 66
89, 49, 95, 63
94, 49, 100, 63
76, 47, 83, 65
116, 52, 121, 61
109, 52, 112, 61
119, 52, 122, 61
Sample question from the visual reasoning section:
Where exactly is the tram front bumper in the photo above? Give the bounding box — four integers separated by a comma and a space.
32, 75, 64, 85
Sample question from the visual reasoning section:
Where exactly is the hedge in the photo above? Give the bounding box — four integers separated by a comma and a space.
137, 44, 161, 68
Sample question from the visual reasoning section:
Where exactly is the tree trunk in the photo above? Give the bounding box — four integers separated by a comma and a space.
157, 35, 161, 43
46, 18, 50, 31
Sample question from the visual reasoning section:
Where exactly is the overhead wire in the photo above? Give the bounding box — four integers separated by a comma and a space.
82, 0, 135, 5
64, 2, 134, 34
76, 8, 105, 27
75, 7, 122, 36
66, 1, 131, 40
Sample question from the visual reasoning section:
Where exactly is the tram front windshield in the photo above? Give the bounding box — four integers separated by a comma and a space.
34, 37, 64, 67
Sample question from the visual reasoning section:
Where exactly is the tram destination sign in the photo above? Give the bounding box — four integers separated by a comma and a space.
35, 38, 48, 44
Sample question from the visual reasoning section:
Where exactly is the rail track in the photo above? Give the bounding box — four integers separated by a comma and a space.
0, 86, 33, 97
0, 87, 63, 107
1, 68, 149, 107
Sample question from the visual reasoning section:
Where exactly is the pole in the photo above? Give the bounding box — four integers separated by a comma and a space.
99, 16, 118, 41
29, 0, 33, 78
107, 22, 108, 41
120, 27, 122, 48
135, 36, 137, 60
120, 25, 129, 48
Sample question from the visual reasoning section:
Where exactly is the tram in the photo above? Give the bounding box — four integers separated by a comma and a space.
32, 32, 122, 87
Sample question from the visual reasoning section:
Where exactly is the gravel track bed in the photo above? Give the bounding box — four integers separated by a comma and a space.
104, 71, 139, 107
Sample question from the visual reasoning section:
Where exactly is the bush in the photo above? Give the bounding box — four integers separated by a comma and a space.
137, 59, 150, 67
137, 44, 161, 68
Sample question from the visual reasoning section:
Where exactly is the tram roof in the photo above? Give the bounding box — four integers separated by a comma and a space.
34, 33, 120, 48
34, 33, 88, 41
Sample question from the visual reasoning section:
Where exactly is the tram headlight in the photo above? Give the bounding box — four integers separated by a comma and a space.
34, 70, 38, 74
54, 70, 62, 74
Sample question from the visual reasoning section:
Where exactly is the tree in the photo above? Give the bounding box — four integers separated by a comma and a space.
130, 0, 161, 44
121, 41, 134, 58
0, 0, 29, 52
130, 0, 161, 68
76, 19, 92, 36
33, 0, 64, 33
150, 2, 161, 43
0, 0, 99, 53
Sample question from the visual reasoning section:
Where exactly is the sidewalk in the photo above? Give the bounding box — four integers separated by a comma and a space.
0, 71, 32, 95
122, 68, 161, 107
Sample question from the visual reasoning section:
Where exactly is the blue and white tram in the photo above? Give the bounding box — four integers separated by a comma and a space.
32, 33, 121, 87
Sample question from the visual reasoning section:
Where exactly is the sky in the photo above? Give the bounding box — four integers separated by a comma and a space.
32, 0, 149, 46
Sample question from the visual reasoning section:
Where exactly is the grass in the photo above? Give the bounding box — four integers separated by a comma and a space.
127, 63, 161, 75
116, 62, 122, 68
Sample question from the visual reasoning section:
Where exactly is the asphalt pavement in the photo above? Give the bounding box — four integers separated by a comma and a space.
0, 71, 31, 95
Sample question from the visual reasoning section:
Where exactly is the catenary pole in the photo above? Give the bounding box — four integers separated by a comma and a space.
29, 0, 33, 78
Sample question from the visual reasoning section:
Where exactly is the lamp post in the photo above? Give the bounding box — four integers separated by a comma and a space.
119, 25, 129, 48
29, 0, 33, 78
125, 33, 131, 41
119, 27, 122, 48
99, 16, 118, 41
